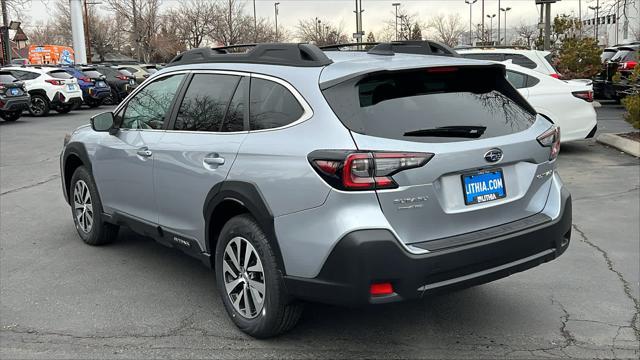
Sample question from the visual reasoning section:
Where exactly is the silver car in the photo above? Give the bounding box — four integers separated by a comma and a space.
60, 42, 572, 338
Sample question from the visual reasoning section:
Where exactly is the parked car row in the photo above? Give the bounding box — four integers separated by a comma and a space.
0, 63, 163, 121
593, 42, 639, 101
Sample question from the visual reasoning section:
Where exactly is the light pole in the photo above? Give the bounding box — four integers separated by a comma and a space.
500, 6, 511, 45
274, 2, 280, 41
589, 1, 601, 42
392, 3, 401, 41
497, 0, 500, 47
486, 14, 496, 43
253, 0, 257, 42
465, 0, 478, 45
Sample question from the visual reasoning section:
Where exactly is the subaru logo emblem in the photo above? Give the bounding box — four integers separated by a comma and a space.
484, 148, 503, 163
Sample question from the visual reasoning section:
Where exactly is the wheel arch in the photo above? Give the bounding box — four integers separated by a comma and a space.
27, 89, 49, 100
62, 142, 92, 205
204, 181, 286, 273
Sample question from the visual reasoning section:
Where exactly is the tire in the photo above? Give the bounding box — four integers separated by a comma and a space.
215, 214, 303, 338
102, 89, 120, 106
86, 99, 102, 108
0, 111, 21, 121
55, 105, 72, 114
69, 166, 119, 246
28, 94, 50, 117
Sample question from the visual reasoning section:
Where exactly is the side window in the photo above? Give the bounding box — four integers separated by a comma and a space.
120, 74, 185, 130
507, 54, 537, 69
174, 74, 239, 132
526, 76, 540, 88
249, 78, 304, 130
222, 77, 248, 132
506, 71, 528, 89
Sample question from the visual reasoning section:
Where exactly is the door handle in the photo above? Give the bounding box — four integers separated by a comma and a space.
203, 155, 225, 166
136, 148, 153, 157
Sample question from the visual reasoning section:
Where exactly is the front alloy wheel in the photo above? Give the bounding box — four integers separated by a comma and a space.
73, 180, 93, 233
223, 236, 266, 319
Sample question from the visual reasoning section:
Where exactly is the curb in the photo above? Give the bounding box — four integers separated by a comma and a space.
596, 133, 640, 157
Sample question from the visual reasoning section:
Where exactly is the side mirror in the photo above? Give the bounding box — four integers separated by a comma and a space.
91, 112, 115, 132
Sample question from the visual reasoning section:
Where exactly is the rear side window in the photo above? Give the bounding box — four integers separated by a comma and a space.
249, 78, 303, 130
48, 70, 74, 79
323, 67, 536, 143
505, 54, 537, 69
460, 53, 504, 61
174, 74, 240, 132
0, 71, 17, 82
506, 70, 540, 89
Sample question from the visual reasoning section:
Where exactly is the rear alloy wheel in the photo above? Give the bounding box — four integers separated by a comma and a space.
215, 214, 303, 338
28, 95, 50, 117
86, 99, 102, 108
0, 111, 21, 121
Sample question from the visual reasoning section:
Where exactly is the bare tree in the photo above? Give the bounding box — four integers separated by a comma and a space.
515, 22, 537, 48
209, 0, 253, 46
168, 0, 216, 49
105, 0, 162, 62
5, 0, 29, 19
296, 18, 348, 46
429, 14, 465, 47
380, 8, 422, 41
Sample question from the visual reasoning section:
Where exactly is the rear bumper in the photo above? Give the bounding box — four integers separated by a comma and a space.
52, 92, 82, 106
0, 96, 30, 111
86, 87, 110, 100
285, 187, 572, 307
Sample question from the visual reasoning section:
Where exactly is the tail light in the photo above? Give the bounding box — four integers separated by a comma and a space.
45, 79, 64, 86
572, 90, 593, 102
80, 76, 91, 83
537, 126, 561, 161
550, 73, 561, 79
309, 150, 433, 191
370, 282, 394, 296
619, 61, 638, 70
116, 75, 129, 80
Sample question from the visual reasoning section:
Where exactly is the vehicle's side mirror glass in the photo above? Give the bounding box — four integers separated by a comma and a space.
91, 112, 115, 132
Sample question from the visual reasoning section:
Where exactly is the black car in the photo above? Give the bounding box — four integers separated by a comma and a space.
93, 65, 137, 105
594, 44, 639, 100
0, 70, 30, 122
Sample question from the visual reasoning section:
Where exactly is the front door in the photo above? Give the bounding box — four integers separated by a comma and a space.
91, 73, 186, 224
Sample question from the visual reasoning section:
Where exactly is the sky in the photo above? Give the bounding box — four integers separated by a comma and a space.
20, 0, 606, 36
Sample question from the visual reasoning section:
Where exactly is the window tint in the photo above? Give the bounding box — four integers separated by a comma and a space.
506, 71, 527, 89
461, 53, 504, 61
124, 67, 139, 74
222, 77, 247, 132
120, 74, 185, 130
506, 54, 537, 69
0, 71, 17, 83
174, 74, 239, 132
48, 70, 74, 79
118, 69, 134, 77
323, 68, 536, 143
526, 75, 540, 87
12, 70, 39, 80
81, 69, 104, 78
249, 78, 303, 130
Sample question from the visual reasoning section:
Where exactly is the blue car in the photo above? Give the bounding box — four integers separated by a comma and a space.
61, 67, 111, 108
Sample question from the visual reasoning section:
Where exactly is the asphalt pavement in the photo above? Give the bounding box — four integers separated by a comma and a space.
1, 104, 639, 359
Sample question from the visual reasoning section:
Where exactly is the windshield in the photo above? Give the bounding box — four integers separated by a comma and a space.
323, 67, 536, 143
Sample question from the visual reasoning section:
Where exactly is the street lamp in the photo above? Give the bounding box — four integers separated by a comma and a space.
465, 0, 478, 46
589, 1, 601, 42
500, 7, 511, 45
392, 3, 401, 41
274, 2, 280, 41
486, 14, 496, 43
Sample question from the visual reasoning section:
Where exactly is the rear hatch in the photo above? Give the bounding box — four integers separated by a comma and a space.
322, 65, 557, 246
47, 70, 79, 92
80, 68, 110, 90
606, 47, 639, 81
0, 71, 25, 97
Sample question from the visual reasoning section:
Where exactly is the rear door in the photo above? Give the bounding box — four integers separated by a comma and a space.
153, 71, 248, 244
322, 65, 555, 245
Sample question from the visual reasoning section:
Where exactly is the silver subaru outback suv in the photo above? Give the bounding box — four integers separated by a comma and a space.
60, 42, 572, 338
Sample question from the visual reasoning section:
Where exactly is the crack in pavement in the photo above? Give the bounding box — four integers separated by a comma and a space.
572, 224, 640, 342
0, 174, 60, 196
550, 297, 576, 351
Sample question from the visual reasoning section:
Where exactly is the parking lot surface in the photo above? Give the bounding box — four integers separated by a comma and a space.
1, 105, 639, 359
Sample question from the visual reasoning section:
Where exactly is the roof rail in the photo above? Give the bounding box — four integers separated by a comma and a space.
321, 40, 458, 57
167, 43, 333, 67
454, 45, 532, 50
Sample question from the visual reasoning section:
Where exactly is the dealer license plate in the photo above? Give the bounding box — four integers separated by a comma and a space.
462, 169, 506, 205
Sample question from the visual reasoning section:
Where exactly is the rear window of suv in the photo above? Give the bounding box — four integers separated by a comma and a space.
323, 66, 536, 143
81, 69, 104, 78
0, 71, 17, 83
611, 47, 639, 62
48, 70, 74, 79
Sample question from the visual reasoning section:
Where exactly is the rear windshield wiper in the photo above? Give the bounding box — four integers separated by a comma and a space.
404, 126, 487, 138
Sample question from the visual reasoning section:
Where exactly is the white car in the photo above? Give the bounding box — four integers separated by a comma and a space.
503, 62, 597, 143
2, 66, 83, 116
458, 48, 560, 78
